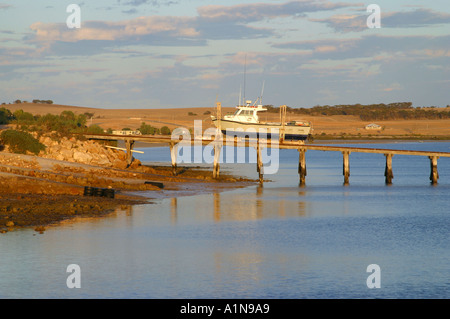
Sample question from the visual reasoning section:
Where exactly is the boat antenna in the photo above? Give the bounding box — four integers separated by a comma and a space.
243, 54, 247, 105
239, 85, 242, 107
259, 80, 265, 105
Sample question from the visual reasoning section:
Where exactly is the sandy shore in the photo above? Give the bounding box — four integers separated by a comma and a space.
0, 152, 256, 233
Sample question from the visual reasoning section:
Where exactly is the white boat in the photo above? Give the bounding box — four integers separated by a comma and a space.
211, 100, 312, 142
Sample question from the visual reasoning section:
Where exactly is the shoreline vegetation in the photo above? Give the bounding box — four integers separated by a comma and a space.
2, 101, 450, 233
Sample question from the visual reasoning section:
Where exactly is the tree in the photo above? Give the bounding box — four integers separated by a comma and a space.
0, 107, 13, 124
139, 122, 158, 135
83, 112, 95, 119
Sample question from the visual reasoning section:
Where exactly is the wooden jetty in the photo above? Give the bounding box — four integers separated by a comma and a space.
84, 132, 450, 186
83, 102, 450, 186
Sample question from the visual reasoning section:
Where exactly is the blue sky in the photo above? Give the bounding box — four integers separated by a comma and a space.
0, 0, 449, 109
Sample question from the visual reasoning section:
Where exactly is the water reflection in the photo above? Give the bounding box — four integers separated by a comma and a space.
161, 186, 308, 225
171, 197, 177, 225
202, 186, 307, 223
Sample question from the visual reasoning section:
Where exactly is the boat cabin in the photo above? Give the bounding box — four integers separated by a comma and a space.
224, 100, 267, 124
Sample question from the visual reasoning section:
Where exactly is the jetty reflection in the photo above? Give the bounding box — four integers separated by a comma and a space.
167, 186, 308, 224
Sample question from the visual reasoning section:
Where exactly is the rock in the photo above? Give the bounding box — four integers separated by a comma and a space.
34, 226, 45, 233
60, 149, 73, 160
129, 158, 142, 169
112, 159, 128, 170
61, 139, 73, 150
96, 158, 112, 166
116, 151, 127, 161
73, 151, 93, 164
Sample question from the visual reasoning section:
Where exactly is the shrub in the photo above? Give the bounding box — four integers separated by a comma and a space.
0, 129, 45, 155
86, 124, 105, 134
14, 109, 35, 124
160, 126, 171, 135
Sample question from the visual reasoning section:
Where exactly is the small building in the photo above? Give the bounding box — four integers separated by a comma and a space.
365, 123, 382, 130
112, 130, 141, 135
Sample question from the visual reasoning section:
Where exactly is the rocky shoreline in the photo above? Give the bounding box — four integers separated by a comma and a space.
0, 135, 255, 233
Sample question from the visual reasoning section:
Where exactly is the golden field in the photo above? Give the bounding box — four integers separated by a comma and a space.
5, 102, 450, 139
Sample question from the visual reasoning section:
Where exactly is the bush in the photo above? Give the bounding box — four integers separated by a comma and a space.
0, 129, 45, 155
160, 126, 171, 135
14, 109, 35, 124
86, 124, 105, 134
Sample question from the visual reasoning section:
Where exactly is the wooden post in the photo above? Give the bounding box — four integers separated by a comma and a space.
298, 148, 307, 186
125, 139, 135, 167
384, 153, 394, 185
213, 142, 222, 179
429, 156, 439, 185
342, 151, 350, 185
169, 142, 178, 176
279, 105, 286, 143
216, 102, 222, 132
256, 142, 264, 184
213, 101, 223, 179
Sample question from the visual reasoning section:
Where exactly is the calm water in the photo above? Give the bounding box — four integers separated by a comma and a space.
1, 141, 449, 299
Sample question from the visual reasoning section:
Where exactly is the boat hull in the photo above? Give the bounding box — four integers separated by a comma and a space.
212, 118, 311, 141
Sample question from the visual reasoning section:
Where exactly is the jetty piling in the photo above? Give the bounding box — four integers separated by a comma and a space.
170, 142, 178, 176
298, 149, 307, 186
125, 139, 135, 167
256, 142, 264, 184
213, 140, 222, 179
342, 151, 350, 185
212, 102, 222, 179
384, 153, 394, 185
429, 156, 439, 184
